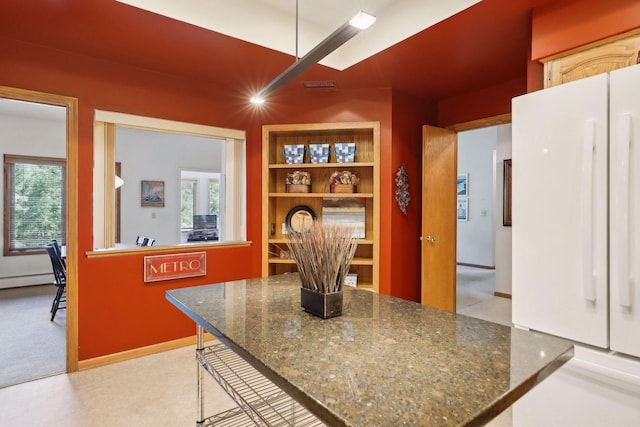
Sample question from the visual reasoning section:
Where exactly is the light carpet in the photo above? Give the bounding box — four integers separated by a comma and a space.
0, 284, 66, 388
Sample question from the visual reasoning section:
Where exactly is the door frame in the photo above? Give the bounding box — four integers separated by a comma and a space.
0, 86, 79, 372
422, 113, 512, 310
447, 114, 511, 133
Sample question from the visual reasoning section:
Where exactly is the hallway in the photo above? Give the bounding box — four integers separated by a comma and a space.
456, 265, 510, 326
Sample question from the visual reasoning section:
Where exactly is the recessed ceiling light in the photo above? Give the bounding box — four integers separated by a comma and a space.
349, 11, 376, 30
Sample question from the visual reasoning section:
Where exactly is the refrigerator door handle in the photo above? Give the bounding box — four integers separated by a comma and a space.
614, 113, 632, 307
581, 120, 597, 302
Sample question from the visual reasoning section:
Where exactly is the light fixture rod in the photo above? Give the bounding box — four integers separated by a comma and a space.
251, 11, 375, 103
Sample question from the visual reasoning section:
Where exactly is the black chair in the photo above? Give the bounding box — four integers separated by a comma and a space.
49, 239, 66, 268
45, 244, 66, 321
136, 236, 155, 246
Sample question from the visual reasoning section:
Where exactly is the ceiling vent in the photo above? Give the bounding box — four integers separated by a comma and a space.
303, 81, 337, 89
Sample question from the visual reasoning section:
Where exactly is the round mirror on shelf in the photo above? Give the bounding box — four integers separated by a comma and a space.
285, 205, 317, 234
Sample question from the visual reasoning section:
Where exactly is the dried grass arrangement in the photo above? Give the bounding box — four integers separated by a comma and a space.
286, 221, 358, 294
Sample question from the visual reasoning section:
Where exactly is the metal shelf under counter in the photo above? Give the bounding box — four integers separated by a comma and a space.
197, 340, 324, 427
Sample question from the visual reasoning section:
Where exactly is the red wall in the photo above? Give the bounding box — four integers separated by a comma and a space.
0, 36, 405, 360
437, 77, 527, 127
531, 0, 640, 61
0, 37, 268, 359
9, 0, 634, 360
384, 91, 435, 301
437, 0, 640, 125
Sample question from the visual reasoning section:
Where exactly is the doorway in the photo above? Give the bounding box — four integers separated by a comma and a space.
0, 86, 79, 386
455, 123, 512, 325
421, 116, 512, 319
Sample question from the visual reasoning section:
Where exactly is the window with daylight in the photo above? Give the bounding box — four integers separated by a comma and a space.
3, 154, 66, 255
208, 178, 220, 218
180, 176, 220, 230
180, 170, 221, 231
181, 179, 197, 229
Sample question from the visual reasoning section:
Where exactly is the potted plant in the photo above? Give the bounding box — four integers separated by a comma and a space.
286, 221, 358, 318
286, 170, 311, 193
329, 170, 359, 193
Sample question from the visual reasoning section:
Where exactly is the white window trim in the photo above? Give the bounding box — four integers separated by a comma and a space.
93, 110, 246, 248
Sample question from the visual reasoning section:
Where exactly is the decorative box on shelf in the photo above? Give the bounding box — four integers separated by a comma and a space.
331, 184, 356, 193
334, 142, 356, 163
309, 143, 330, 163
286, 170, 311, 193
287, 184, 311, 193
284, 144, 305, 164
329, 170, 358, 194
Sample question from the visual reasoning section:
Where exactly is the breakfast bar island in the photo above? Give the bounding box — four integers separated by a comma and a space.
166, 274, 573, 426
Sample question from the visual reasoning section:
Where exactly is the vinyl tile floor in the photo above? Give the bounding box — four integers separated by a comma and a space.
456, 265, 511, 326
455, 266, 640, 427
1, 270, 639, 426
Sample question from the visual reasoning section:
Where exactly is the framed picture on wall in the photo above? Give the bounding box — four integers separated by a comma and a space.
457, 174, 468, 196
457, 197, 468, 221
141, 180, 165, 207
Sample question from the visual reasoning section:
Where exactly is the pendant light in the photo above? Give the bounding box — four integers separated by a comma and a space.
250, 4, 375, 104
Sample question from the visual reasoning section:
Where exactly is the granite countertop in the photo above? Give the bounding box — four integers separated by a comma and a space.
166, 273, 573, 427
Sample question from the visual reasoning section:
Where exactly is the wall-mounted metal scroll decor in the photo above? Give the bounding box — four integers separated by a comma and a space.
395, 164, 410, 215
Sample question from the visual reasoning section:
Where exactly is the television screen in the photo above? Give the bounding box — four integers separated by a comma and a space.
193, 214, 217, 229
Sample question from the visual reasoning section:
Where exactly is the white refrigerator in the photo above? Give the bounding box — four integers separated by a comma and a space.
512, 64, 640, 358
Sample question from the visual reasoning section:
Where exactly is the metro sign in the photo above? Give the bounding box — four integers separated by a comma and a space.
144, 252, 206, 283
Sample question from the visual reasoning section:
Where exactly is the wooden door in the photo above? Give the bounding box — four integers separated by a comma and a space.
421, 125, 457, 311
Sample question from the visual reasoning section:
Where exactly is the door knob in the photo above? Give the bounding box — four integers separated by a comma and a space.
426, 235, 436, 243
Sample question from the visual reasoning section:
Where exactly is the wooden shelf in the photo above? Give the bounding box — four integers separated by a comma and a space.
269, 162, 374, 169
268, 238, 374, 245
262, 121, 380, 292
268, 192, 374, 198
268, 256, 374, 266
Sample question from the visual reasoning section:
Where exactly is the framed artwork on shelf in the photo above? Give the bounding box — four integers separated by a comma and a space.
322, 197, 365, 238
457, 197, 468, 221
457, 174, 468, 196
141, 180, 165, 207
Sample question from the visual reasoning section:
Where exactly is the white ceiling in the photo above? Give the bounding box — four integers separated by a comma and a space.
0, 98, 66, 121
116, 0, 481, 70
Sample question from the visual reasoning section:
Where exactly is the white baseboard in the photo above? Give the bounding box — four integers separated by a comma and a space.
572, 345, 640, 384
0, 274, 51, 289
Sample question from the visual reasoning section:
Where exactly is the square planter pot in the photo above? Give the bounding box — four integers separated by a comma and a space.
331, 184, 356, 193
300, 287, 343, 319
287, 184, 311, 193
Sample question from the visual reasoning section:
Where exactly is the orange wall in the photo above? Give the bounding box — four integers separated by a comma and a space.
437, 77, 527, 127
0, 36, 404, 360
9, 0, 629, 359
0, 37, 268, 359
437, 0, 640, 125
385, 90, 435, 301
531, 0, 640, 61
